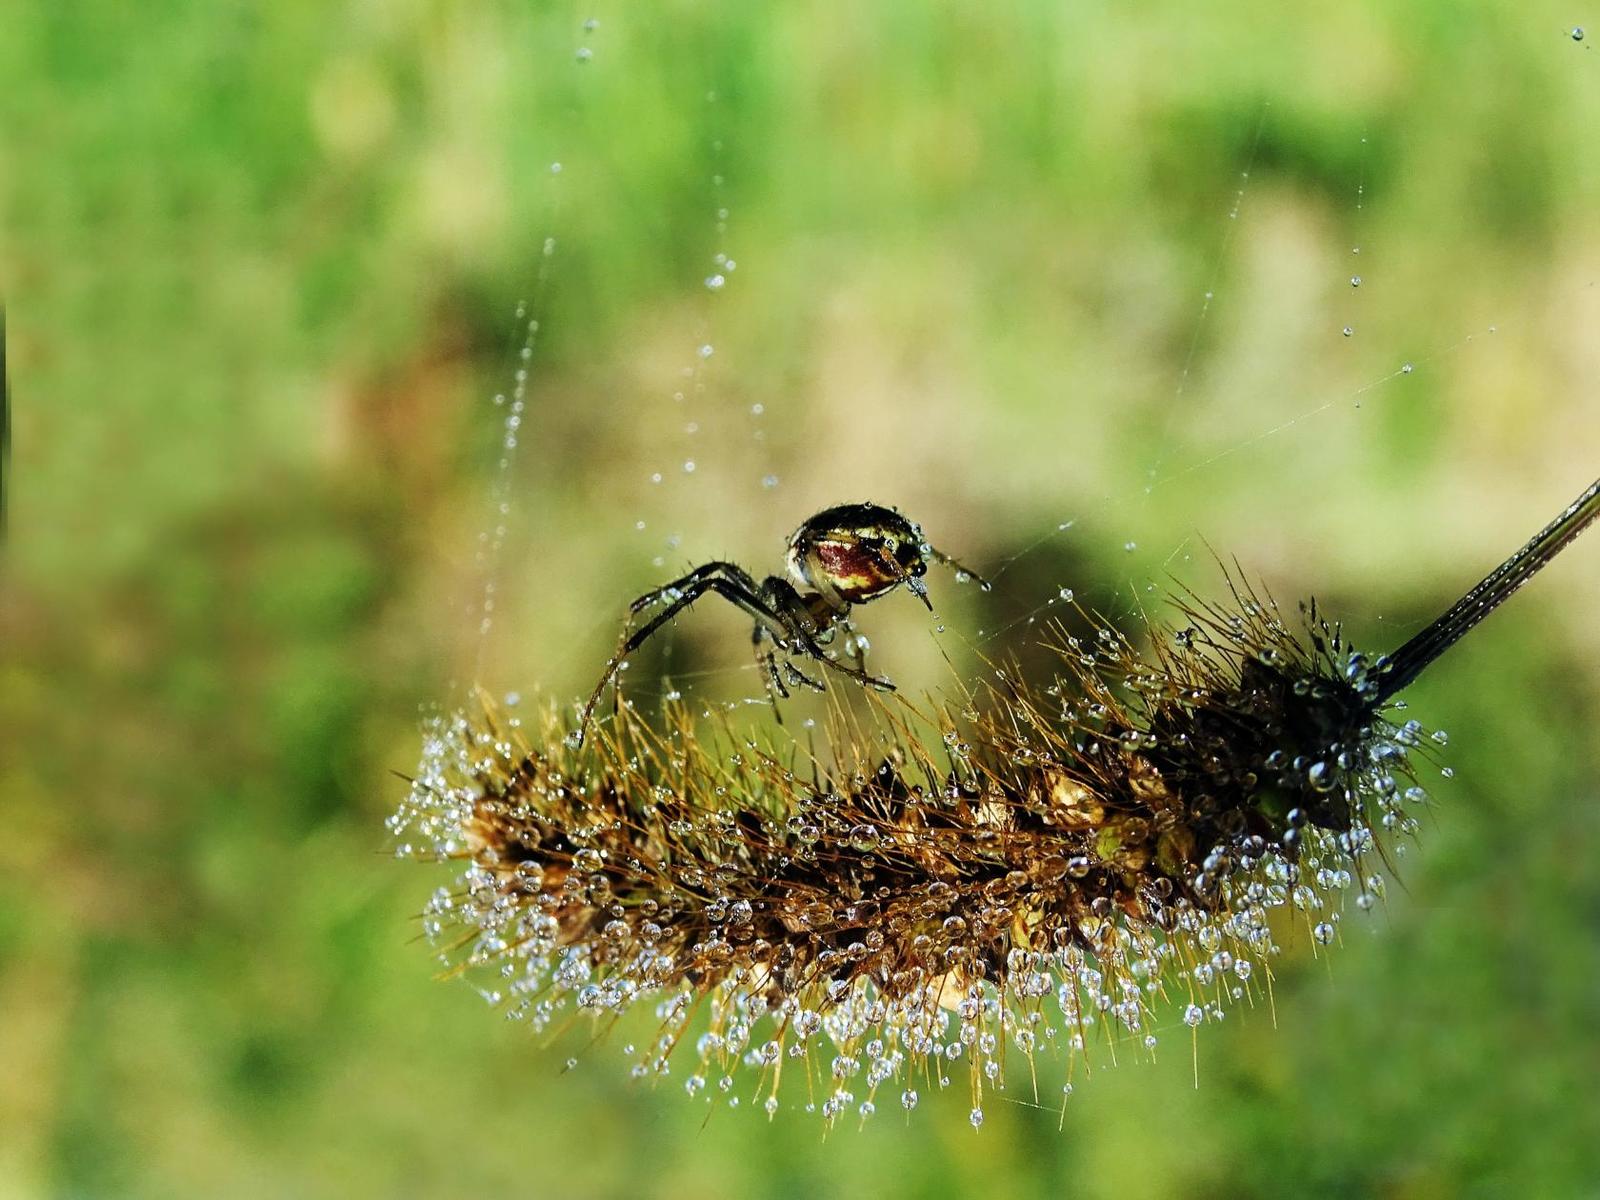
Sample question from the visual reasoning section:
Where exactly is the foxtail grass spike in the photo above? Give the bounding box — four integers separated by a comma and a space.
390, 477, 1595, 1125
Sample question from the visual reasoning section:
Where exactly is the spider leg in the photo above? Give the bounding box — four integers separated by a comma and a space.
861, 543, 936, 612
629, 560, 766, 615
752, 626, 791, 722
782, 660, 826, 692
578, 574, 797, 743
819, 653, 895, 691
924, 544, 991, 592
841, 619, 871, 674
760, 577, 896, 693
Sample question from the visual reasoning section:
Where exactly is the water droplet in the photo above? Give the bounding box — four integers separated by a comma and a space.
1342, 325, 1354, 338
762, 474, 779, 489
969, 1107, 984, 1129
848, 823, 881, 853
584, 17, 599, 31
1058, 587, 1074, 602
575, 46, 593, 62
1183, 1004, 1203, 1027
549, 162, 562, 174
683, 460, 696, 473
698, 344, 714, 358
1573, 26, 1585, 41
1312, 922, 1337, 945
1401, 362, 1414, 374
1350, 275, 1362, 288
704, 274, 725, 291
1123, 541, 1137, 553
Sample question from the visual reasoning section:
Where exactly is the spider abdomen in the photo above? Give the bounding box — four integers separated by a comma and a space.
807, 538, 905, 602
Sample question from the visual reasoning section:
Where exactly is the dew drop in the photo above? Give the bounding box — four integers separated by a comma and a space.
698, 344, 715, 358
1312, 922, 1337, 945
969, 1107, 984, 1129
1342, 325, 1354, 338
683, 460, 696, 473
1573, 26, 1585, 41
848, 823, 881, 853
1350, 275, 1361, 288
1401, 362, 1414, 374
1058, 587, 1074, 602
704, 274, 725, 291
575, 46, 593, 62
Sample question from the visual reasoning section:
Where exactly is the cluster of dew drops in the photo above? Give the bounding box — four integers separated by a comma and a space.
391, 677, 1449, 1127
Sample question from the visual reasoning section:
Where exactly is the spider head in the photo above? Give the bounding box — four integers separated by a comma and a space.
786, 503, 940, 608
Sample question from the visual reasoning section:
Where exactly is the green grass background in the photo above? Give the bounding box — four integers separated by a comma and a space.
3, 2, 1598, 1197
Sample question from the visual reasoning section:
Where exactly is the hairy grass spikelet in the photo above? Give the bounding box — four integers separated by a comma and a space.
389, 477, 1597, 1123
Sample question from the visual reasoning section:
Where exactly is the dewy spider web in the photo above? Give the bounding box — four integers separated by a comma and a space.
395, 13, 1598, 1128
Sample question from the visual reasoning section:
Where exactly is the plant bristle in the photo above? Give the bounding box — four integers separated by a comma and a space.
389, 577, 1439, 1123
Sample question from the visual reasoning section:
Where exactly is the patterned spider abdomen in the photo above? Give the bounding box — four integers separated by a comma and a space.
786, 502, 926, 604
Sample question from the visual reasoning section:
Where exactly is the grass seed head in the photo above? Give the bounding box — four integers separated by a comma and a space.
390, 578, 1428, 1122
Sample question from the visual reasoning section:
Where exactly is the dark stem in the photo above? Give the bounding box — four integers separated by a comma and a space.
1373, 475, 1600, 704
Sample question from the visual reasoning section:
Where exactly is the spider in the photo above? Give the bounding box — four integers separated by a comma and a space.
576, 502, 986, 742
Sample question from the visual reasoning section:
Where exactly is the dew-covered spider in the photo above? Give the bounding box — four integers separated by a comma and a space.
576, 502, 985, 741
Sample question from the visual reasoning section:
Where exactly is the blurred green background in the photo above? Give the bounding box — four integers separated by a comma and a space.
4, 2, 1599, 1197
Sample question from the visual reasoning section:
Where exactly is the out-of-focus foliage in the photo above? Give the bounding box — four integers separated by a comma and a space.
2, 2, 1597, 1197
